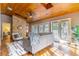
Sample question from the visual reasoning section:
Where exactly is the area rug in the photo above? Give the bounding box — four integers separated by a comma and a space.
7, 40, 27, 56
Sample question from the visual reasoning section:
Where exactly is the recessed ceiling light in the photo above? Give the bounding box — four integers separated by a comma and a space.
29, 16, 33, 18
7, 7, 12, 11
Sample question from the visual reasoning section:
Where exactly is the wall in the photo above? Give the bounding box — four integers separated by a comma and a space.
2, 14, 11, 34
0, 13, 1, 55
12, 15, 28, 38
0, 14, 1, 40
1, 14, 11, 23
0, 14, 11, 40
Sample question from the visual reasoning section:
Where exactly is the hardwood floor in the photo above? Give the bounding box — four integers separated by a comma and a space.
1, 35, 79, 56
1, 35, 10, 56
0, 41, 1, 56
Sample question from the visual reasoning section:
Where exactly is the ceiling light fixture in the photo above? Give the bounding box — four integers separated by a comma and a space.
7, 7, 12, 11
26, 12, 33, 18
41, 3, 53, 9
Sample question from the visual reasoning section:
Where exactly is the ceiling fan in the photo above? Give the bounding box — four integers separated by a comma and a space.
41, 3, 53, 9
26, 11, 33, 19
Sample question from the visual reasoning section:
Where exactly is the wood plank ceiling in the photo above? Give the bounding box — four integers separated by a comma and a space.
0, 3, 36, 22
0, 3, 79, 23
